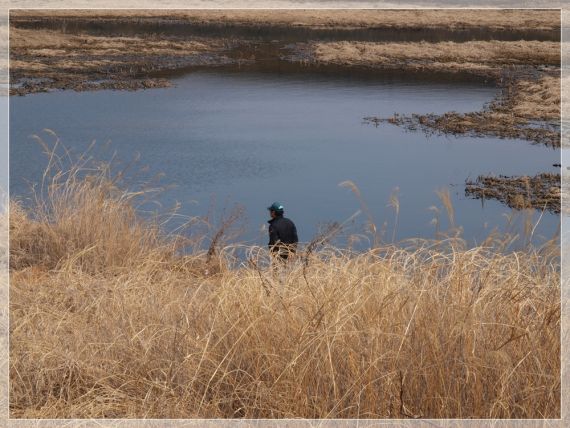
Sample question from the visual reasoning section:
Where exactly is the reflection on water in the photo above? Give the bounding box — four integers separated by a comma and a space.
10, 69, 560, 247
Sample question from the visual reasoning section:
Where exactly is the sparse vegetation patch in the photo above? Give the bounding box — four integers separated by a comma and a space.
465, 173, 560, 213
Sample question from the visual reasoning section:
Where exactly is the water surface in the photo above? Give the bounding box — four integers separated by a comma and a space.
10, 68, 560, 247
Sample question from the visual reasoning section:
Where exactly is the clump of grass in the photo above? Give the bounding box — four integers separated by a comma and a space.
465, 173, 561, 214
9, 134, 181, 273
9, 146, 560, 419
364, 110, 561, 148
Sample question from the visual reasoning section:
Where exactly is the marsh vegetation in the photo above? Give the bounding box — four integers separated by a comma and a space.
9, 147, 561, 418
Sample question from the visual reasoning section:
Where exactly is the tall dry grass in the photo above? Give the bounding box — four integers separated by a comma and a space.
9, 146, 560, 419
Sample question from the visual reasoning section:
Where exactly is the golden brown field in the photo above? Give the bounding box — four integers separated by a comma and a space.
8, 147, 560, 419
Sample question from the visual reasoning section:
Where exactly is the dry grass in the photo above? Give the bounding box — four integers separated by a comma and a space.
10, 9, 561, 32
466, 173, 561, 213
311, 40, 561, 76
9, 27, 232, 94
365, 109, 561, 148
9, 11, 561, 101
563, 74, 570, 149
9, 148, 561, 419
509, 76, 561, 121
363, 68, 561, 147
8, 26, 229, 71
9, 27, 221, 55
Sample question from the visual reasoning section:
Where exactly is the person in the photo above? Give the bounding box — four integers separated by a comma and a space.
267, 201, 298, 261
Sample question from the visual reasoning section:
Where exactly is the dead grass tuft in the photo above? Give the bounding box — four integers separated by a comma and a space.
9, 147, 560, 419
466, 173, 560, 214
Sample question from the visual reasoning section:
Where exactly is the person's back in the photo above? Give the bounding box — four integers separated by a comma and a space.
267, 202, 298, 260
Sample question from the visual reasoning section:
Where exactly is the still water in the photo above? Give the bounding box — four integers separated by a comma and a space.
10, 68, 560, 247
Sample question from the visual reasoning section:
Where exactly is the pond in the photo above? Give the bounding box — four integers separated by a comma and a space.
10, 67, 560, 248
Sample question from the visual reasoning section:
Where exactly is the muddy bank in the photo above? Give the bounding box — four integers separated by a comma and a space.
365, 111, 560, 148
465, 173, 560, 214
10, 29, 561, 97
9, 27, 242, 95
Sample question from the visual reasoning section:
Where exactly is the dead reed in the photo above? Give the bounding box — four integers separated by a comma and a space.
9, 145, 560, 419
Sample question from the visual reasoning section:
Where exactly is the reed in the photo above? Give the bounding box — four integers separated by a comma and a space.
9, 147, 560, 419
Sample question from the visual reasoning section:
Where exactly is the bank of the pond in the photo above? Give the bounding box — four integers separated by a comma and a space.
9, 10, 561, 97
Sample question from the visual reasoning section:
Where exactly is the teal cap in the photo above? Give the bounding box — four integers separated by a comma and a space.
267, 202, 284, 213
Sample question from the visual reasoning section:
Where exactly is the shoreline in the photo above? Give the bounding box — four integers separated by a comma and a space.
9, 10, 561, 97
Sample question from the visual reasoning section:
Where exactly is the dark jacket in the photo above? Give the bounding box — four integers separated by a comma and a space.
268, 215, 298, 254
